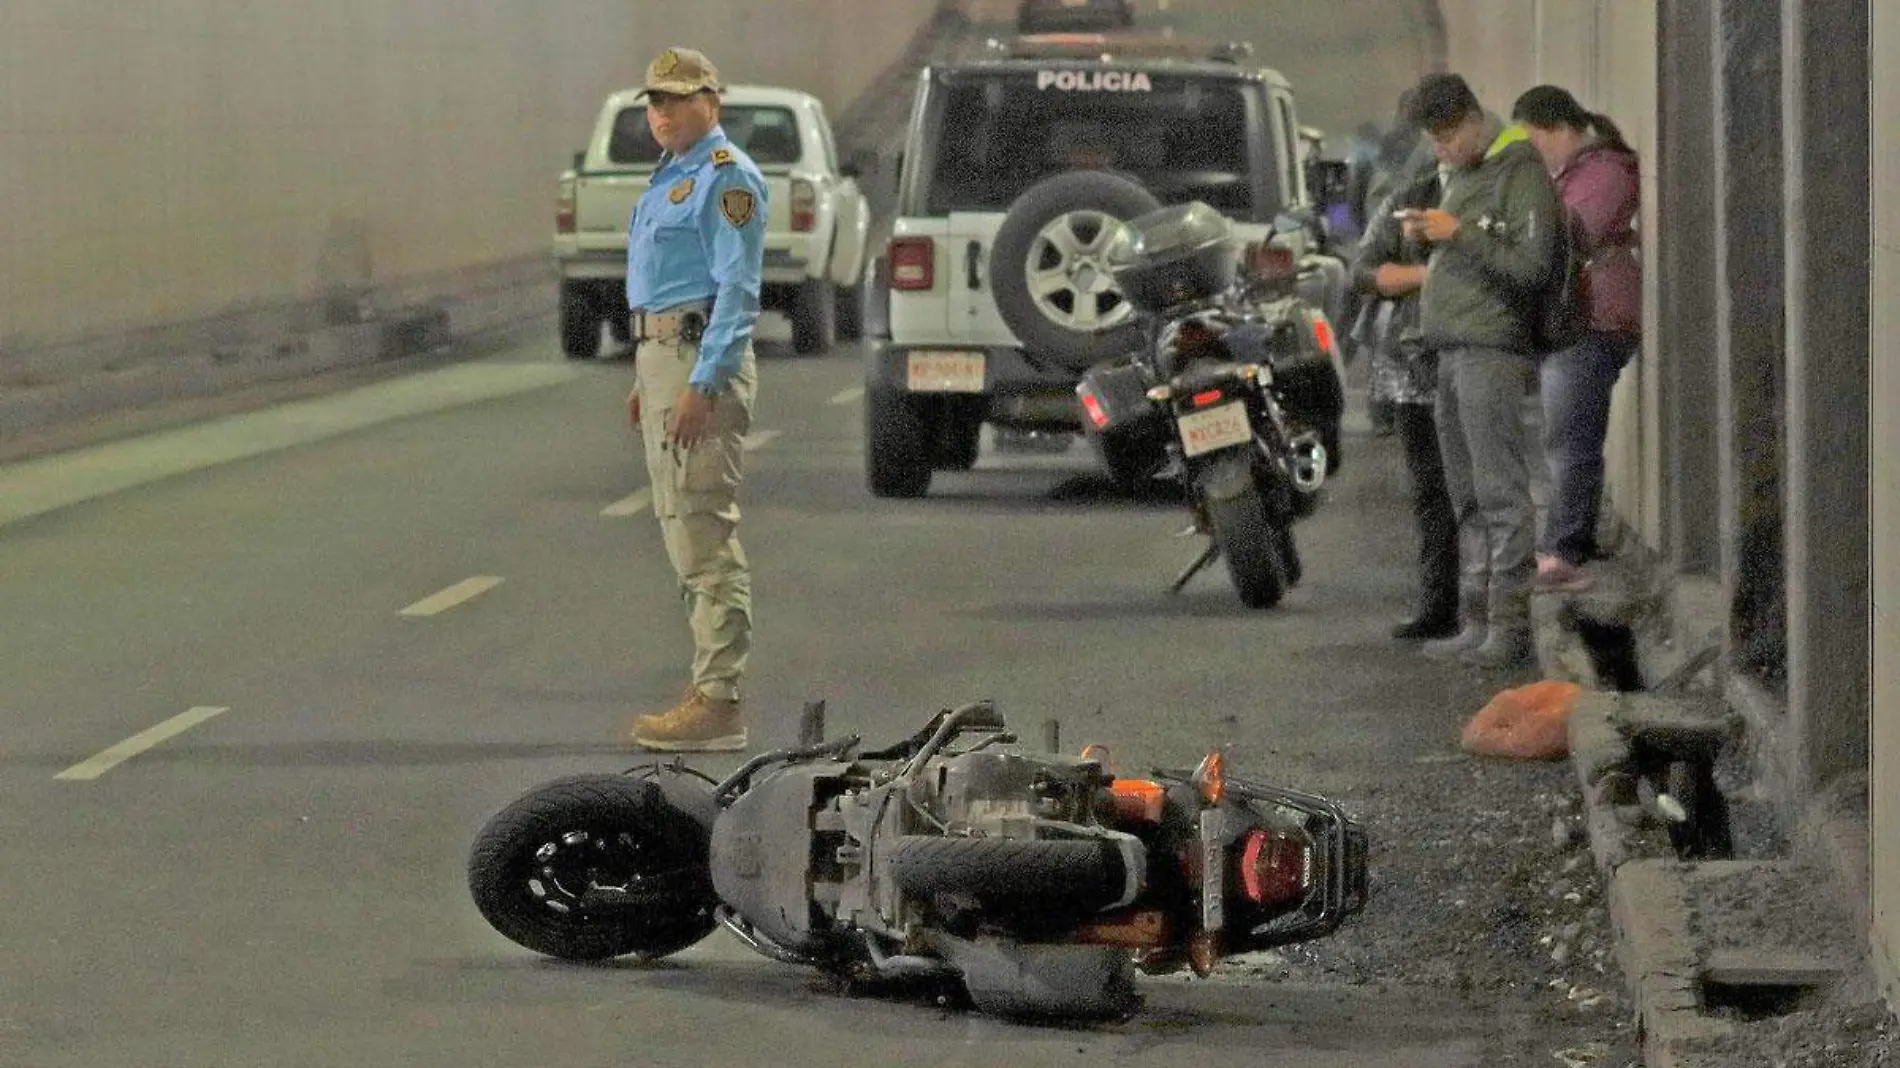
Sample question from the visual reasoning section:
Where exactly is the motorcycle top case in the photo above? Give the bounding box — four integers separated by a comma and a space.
1106, 202, 1241, 314
1076, 359, 1164, 437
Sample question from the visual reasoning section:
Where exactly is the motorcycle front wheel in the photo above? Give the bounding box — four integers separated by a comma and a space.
1205, 481, 1289, 609
468, 772, 719, 962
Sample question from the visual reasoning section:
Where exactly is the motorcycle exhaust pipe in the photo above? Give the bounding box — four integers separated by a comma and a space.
1289, 433, 1327, 494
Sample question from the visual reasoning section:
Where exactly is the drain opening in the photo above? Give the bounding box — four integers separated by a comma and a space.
1700, 978, 1830, 1021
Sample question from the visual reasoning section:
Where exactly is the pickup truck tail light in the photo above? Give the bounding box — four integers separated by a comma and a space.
556, 177, 577, 235
790, 179, 817, 232
888, 237, 935, 291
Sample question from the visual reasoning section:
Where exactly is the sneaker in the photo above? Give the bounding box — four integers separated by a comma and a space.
1534, 554, 1594, 594
1458, 625, 1536, 669
629, 688, 747, 752
1422, 623, 1488, 660
1392, 612, 1459, 642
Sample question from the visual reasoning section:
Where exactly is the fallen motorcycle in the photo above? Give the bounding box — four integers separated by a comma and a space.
468, 700, 1368, 1019
1077, 202, 1344, 608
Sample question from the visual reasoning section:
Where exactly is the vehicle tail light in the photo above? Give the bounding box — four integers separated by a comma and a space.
791, 179, 817, 232
1240, 828, 1312, 905
1106, 778, 1166, 823
1247, 242, 1296, 282
556, 177, 577, 235
1310, 313, 1336, 357
1191, 389, 1225, 409
888, 236, 935, 291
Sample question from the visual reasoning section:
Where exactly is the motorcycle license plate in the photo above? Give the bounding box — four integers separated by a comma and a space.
907, 351, 986, 393
1177, 401, 1251, 458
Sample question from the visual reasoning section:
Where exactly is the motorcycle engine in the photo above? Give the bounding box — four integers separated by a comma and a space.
710, 741, 1131, 956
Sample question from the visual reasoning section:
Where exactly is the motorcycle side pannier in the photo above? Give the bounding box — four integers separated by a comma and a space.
1076, 358, 1163, 437
1222, 321, 1344, 431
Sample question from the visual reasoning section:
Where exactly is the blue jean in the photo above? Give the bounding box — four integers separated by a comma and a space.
1538, 332, 1635, 564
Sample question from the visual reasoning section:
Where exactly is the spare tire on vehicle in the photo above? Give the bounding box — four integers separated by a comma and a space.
988, 171, 1162, 371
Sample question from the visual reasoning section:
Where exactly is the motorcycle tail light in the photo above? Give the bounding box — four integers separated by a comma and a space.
1310, 313, 1336, 357
1240, 829, 1312, 905
888, 237, 935, 290
1079, 384, 1111, 429
1190, 388, 1225, 409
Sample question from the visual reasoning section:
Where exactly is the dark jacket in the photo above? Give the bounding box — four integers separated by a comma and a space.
1352, 167, 1443, 402
1416, 116, 1563, 353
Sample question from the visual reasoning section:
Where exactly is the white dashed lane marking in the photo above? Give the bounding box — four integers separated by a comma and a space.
55, 706, 228, 781
399, 576, 504, 617
827, 387, 864, 406
742, 430, 781, 452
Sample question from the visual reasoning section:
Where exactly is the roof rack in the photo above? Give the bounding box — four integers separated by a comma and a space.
984, 34, 1256, 64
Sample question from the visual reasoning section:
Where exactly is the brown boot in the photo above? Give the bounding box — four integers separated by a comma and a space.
629, 688, 747, 752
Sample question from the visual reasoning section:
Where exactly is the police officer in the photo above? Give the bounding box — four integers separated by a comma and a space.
622, 47, 768, 751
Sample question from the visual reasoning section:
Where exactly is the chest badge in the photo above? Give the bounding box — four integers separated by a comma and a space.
719, 188, 756, 228
667, 177, 696, 205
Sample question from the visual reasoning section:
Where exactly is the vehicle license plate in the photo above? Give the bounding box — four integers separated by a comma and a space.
1177, 401, 1252, 457
906, 351, 986, 393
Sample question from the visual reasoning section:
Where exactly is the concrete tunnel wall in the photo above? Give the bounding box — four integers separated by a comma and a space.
0, 0, 942, 358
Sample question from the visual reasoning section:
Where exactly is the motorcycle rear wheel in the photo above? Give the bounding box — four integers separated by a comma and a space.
1206, 483, 1288, 609
468, 772, 718, 962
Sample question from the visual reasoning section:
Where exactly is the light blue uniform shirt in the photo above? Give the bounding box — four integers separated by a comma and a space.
625, 126, 769, 392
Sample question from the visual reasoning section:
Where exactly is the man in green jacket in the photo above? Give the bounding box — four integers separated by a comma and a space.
1397, 73, 1561, 669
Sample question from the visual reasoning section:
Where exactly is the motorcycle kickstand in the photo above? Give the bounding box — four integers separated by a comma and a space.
1169, 539, 1221, 596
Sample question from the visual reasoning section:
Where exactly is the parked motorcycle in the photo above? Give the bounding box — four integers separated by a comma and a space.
468, 700, 1368, 1020
1077, 203, 1344, 608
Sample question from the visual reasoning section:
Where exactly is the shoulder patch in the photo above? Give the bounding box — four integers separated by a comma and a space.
711, 148, 735, 168
718, 188, 757, 228
667, 177, 695, 204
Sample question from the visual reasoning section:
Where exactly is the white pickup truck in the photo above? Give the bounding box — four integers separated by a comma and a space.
553, 84, 872, 357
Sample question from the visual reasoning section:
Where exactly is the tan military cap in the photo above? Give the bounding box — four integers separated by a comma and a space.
636, 47, 724, 97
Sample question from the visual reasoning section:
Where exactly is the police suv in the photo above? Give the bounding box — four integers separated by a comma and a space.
862, 36, 1348, 498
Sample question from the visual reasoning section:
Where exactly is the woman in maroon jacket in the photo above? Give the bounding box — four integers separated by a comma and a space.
1512, 86, 1642, 593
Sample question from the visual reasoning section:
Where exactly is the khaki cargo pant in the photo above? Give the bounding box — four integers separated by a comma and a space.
635, 335, 757, 701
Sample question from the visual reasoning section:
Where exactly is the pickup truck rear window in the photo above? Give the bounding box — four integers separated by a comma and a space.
607, 105, 803, 166
923, 75, 1255, 214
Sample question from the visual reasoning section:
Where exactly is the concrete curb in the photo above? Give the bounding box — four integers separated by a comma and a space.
1564, 693, 1749, 1068
1609, 861, 1739, 1067
0, 276, 552, 447
1543, 577, 1731, 1067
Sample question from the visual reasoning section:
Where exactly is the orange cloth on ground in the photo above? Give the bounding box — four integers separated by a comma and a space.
1460, 680, 1584, 760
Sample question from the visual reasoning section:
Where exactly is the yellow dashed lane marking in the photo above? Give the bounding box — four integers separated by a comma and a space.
56, 706, 228, 781
399, 576, 504, 617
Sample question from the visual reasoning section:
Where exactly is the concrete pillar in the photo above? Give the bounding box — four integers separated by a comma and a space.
1657, 0, 1719, 574
1781, 0, 1870, 794
1710, 0, 1784, 680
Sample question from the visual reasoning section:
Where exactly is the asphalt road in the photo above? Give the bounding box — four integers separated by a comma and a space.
0, 317, 1575, 1068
